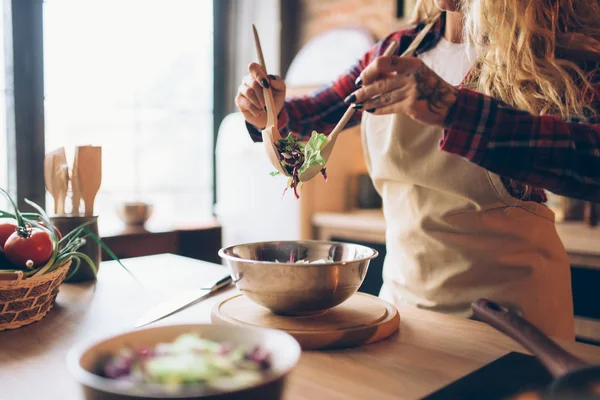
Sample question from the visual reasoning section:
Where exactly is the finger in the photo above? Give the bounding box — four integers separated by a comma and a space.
346, 75, 411, 104
239, 82, 260, 109
242, 77, 266, 109
267, 74, 286, 92
367, 102, 404, 116
248, 62, 271, 89
364, 94, 414, 116
235, 93, 263, 117
360, 56, 422, 86
361, 85, 412, 111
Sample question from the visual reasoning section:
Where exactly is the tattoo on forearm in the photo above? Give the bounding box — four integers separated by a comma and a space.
413, 65, 455, 116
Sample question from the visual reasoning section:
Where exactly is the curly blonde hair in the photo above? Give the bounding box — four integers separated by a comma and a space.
410, 0, 600, 120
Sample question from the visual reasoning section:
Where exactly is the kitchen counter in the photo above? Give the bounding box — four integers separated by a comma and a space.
313, 209, 600, 269
2, 253, 600, 399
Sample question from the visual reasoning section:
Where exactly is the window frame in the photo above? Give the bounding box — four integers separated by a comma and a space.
3, 0, 46, 211
212, 0, 229, 208
4, 0, 220, 216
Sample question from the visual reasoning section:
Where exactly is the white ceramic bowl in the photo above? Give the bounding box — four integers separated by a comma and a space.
68, 324, 301, 400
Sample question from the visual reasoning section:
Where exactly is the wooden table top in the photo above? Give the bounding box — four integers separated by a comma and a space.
2, 253, 600, 400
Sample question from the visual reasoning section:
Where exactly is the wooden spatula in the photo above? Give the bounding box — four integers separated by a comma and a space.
75, 146, 102, 216
44, 147, 69, 215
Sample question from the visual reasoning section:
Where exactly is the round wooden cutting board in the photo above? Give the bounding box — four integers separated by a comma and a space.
210, 292, 400, 350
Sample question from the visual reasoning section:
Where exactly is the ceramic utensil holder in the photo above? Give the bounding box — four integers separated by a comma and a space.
50, 215, 100, 282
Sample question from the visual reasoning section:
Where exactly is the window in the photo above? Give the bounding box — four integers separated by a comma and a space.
43, 0, 214, 228
0, 7, 8, 210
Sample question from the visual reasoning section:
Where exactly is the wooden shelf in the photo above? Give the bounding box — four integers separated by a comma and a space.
99, 218, 222, 265
555, 222, 600, 269
98, 217, 220, 238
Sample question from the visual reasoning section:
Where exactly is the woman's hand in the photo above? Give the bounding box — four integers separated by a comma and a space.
345, 56, 458, 127
235, 62, 287, 129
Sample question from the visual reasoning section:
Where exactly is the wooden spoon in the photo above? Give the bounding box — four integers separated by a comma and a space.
298, 19, 437, 182
70, 148, 82, 215
44, 147, 69, 215
252, 24, 287, 176
75, 146, 102, 216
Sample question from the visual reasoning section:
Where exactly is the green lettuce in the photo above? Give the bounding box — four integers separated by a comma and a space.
299, 131, 327, 174
270, 131, 327, 176
270, 131, 328, 198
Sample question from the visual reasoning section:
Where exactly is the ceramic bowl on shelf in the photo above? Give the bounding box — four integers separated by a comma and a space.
218, 240, 378, 316
67, 323, 301, 400
116, 202, 153, 227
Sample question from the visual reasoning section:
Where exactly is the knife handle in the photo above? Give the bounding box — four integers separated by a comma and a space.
211, 275, 233, 292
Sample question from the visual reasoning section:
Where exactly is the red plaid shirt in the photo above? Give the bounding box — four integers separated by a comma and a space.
246, 13, 600, 203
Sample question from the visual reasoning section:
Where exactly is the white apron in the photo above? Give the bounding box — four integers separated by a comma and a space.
362, 32, 575, 341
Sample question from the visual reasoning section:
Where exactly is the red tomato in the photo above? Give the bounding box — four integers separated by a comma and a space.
4, 228, 53, 268
39, 221, 62, 240
0, 219, 18, 249
52, 226, 62, 240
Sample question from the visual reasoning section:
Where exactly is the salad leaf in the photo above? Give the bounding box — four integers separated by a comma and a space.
270, 131, 328, 199
299, 131, 327, 174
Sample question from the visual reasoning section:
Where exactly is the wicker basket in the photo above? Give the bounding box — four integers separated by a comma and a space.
0, 260, 72, 331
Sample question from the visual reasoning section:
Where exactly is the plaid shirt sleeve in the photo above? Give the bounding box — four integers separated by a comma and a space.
440, 85, 600, 202
245, 32, 416, 142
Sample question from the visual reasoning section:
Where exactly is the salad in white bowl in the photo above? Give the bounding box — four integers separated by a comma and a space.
100, 333, 272, 391
68, 324, 301, 400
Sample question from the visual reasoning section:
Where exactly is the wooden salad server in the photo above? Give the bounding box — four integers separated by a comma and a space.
44, 147, 69, 215
252, 24, 288, 176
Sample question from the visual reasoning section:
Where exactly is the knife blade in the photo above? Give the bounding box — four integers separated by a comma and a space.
135, 274, 232, 328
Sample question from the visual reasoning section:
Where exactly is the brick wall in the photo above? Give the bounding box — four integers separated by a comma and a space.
298, 0, 416, 46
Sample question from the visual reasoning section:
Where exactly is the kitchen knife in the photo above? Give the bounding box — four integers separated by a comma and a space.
134, 274, 233, 328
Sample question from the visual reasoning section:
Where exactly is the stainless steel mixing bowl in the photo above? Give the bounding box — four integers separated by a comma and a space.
218, 240, 378, 315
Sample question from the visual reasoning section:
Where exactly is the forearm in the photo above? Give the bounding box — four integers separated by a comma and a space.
441, 88, 600, 201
